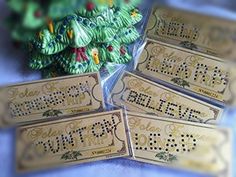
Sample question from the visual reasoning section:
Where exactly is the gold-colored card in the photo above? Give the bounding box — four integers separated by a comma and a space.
128, 112, 232, 177
16, 109, 132, 172
145, 5, 236, 60
0, 73, 104, 126
136, 39, 236, 104
109, 71, 223, 124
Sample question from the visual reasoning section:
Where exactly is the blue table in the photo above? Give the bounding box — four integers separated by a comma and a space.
0, 0, 235, 177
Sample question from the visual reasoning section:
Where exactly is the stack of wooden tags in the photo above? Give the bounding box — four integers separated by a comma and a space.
0, 5, 234, 177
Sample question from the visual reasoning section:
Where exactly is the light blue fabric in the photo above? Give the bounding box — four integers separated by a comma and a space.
0, 0, 235, 177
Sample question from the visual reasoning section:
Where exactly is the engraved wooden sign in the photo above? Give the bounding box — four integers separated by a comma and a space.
0, 73, 104, 126
109, 72, 223, 124
128, 112, 232, 177
16, 109, 132, 172
145, 5, 236, 60
136, 39, 236, 104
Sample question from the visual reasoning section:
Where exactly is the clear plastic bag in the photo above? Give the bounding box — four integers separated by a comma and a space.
102, 1, 152, 104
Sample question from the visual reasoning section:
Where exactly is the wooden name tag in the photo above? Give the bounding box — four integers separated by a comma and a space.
16, 109, 132, 172
109, 72, 223, 124
136, 39, 236, 104
145, 5, 236, 60
128, 112, 232, 177
0, 73, 104, 126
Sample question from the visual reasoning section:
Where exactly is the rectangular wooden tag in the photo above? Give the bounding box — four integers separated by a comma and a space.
136, 39, 236, 104
0, 73, 104, 126
16, 109, 132, 172
109, 72, 223, 124
128, 112, 232, 177
145, 5, 236, 60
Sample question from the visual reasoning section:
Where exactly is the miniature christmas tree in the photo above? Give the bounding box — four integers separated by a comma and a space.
6, 0, 81, 43
29, 0, 143, 77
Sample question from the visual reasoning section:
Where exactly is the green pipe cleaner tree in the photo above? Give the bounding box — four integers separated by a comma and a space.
29, 0, 143, 78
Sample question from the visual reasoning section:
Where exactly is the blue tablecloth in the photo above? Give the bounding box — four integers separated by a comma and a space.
0, 0, 235, 177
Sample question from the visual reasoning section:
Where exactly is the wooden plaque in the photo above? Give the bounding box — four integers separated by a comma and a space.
128, 112, 232, 177
16, 109, 132, 172
109, 71, 223, 124
136, 39, 236, 104
0, 73, 104, 126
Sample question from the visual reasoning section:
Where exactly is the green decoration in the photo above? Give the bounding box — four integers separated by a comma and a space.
29, 0, 143, 77
171, 78, 190, 88
61, 151, 82, 160
180, 41, 198, 50
42, 109, 63, 117
6, 0, 81, 43
155, 152, 177, 162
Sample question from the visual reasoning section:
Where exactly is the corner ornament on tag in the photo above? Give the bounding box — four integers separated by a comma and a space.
109, 71, 223, 124
136, 39, 236, 105
128, 112, 232, 177
16, 109, 132, 172
0, 72, 104, 127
